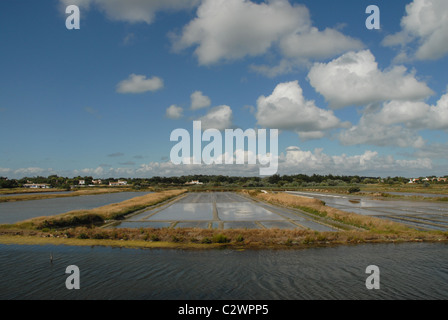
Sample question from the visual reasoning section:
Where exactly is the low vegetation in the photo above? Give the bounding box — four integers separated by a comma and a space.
0, 223, 446, 250
0, 188, 446, 250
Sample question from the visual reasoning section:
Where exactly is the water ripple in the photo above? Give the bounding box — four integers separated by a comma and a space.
0, 243, 446, 299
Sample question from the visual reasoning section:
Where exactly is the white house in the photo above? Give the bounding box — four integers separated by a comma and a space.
409, 177, 447, 183
185, 180, 203, 185
109, 180, 127, 186
23, 183, 50, 189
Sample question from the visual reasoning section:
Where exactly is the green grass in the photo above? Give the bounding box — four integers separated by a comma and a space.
212, 234, 230, 243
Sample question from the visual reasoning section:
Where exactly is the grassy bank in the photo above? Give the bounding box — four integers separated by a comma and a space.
0, 188, 68, 195
0, 189, 447, 250
361, 183, 448, 194
0, 225, 446, 250
375, 192, 448, 202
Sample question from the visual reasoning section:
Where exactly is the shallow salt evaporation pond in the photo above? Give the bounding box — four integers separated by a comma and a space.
286, 191, 448, 231
112, 192, 337, 231
0, 192, 152, 224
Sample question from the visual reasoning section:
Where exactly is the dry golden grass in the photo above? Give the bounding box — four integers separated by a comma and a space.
361, 183, 448, 194
0, 188, 55, 195
1, 225, 446, 250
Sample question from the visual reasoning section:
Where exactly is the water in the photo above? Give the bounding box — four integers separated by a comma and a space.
146, 203, 214, 221
0, 192, 152, 224
0, 243, 446, 299
286, 191, 448, 231
217, 202, 280, 221
115, 192, 337, 231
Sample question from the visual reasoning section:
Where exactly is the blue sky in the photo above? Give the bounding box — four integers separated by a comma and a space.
1, 0, 447, 179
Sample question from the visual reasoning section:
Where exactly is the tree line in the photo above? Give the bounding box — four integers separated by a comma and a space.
0, 174, 426, 189
2, 174, 447, 189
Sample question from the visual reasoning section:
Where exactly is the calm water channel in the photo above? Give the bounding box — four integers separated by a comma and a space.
0, 242, 446, 300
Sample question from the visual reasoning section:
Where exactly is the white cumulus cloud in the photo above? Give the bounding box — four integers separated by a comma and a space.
371, 90, 448, 130
281, 147, 432, 176
279, 27, 363, 60
172, 0, 307, 65
255, 81, 346, 140
116, 74, 164, 94
383, 0, 448, 61
307, 50, 433, 108
172, 0, 363, 74
166, 104, 183, 119
338, 120, 426, 148
190, 91, 211, 110
338, 88, 448, 148
197, 105, 233, 130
